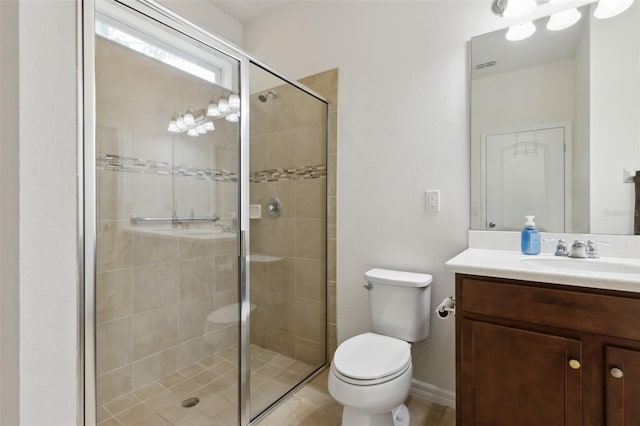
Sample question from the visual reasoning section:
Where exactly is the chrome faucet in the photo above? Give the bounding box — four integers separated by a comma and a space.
568, 239, 610, 258
586, 240, 611, 259
554, 238, 569, 257
568, 240, 587, 258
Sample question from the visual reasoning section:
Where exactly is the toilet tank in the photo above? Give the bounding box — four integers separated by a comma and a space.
365, 268, 432, 342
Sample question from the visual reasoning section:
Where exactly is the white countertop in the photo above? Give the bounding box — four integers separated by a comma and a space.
445, 248, 640, 293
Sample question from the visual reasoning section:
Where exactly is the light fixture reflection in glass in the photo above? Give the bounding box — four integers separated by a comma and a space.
207, 101, 221, 117
184, 108, 195, 126
547, 8, 581, 31
168, 116, 179, 132
503, 0, 537, 18
218, 98, 229, 113
506, 21, 536, 41
225, 113, 239, 123
176, 114, 186, 130
594, 0, 634, 19
229, 94, 240, 111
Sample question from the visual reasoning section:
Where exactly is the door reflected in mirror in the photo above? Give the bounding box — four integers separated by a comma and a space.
470, 2, 640, 235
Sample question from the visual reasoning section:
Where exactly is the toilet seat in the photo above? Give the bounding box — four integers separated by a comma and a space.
333, 333, 411, 385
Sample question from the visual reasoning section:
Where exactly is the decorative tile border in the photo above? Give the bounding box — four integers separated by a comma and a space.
98, 153, 326, 183
250, 165, 326, 183
97, 154, 237, 182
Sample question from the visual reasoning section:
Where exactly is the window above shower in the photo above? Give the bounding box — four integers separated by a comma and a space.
95, 2, 234, 90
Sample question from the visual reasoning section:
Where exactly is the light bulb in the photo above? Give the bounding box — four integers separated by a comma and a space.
218, 98, 229, 113
506, 21, 536, 41
547, 8, 581, 31
176, 114, 186, 130
187, 128, 199, 137
207, 101, 221, 117
184, 108, 195, 126
503, 0, 537, 19
225, 113, 239, 123
229, 94, 240, 111
167, 117, 179, 132
203, 121, 215, 131
594, 0, 634, 19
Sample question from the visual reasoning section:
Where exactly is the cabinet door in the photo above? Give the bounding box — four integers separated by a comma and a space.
461, 320, 582, 426
606, 346, 640, 425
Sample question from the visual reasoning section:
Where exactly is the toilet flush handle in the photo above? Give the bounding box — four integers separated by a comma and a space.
363, 281, 373, 290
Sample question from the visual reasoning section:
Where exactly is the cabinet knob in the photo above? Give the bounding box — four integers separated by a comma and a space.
569, 359, 581, 370
610, 367, 624, 379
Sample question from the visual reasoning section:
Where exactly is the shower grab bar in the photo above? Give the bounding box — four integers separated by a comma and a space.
130, 214, 220, 225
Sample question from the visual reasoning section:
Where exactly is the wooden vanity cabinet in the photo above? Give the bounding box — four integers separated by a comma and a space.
456, 274, 640, 426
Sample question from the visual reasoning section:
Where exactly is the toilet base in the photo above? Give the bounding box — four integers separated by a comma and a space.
341, 406, 394, 426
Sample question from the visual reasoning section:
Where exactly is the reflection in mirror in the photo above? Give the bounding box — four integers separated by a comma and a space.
471, 2, 640, 235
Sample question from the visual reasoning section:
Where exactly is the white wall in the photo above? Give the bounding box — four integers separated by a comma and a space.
243, 1, 507, 393
590, 1, 640, 234
573, 22, 590, 233
18, 1, 79, 424
0, 1, 20, 424
159, 0, 244, 47
12, 0, 243, 424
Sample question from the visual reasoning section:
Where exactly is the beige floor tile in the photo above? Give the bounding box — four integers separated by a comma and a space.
169, 379, 201, 397
405, 395, 446, 426
191, 369, 217, 386
104, 392, 140, 415
174, 410, 217, 426
96, 405, 113, 423
159, 372, 188, 389
116, 403, 155, 425
438, 407, 456, 426
97, 417, 120, 426
99, 346, 458, 426
180, 363, 207, 378
133, 382, 165, 401
133, 413, 173, 426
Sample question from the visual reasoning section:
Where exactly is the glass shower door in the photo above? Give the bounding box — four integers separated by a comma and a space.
94, 3, 241, 424
248, 63, 328, 419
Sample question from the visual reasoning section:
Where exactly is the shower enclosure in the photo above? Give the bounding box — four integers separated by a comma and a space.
85, 1, 328, 425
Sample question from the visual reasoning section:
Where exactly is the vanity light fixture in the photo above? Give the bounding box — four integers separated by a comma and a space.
594, 0, 634, 18
225, 112, 239, 122
229, 94, 240, 111
494, 0, 635, 41
218, 98, 230, 113
183, 107, 195, 126
503, 0, 537, 18
547, 7, 581, 30
169, 94, 240, 136
207, 100, 221, 117
506, 21, 537, 41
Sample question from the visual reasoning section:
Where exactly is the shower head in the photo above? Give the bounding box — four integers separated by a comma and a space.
258, 90, 277, 103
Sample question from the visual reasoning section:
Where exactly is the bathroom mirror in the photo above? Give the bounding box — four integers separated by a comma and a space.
470, 2, 640, 235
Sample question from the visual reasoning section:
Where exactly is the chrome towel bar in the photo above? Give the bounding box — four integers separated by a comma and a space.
130, 214, 220, 225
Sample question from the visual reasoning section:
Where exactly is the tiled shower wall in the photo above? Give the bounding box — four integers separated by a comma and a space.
95, 38, 239, 406
249, 69, 338, 365
298, 69, 338, 363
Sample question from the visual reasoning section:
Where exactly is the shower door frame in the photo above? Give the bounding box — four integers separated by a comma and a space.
81, 1, 329, 425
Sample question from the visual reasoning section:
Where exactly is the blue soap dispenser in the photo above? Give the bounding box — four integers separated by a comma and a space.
521, 215, 540, 255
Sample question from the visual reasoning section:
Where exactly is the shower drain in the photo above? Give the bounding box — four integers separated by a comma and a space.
181, 397, 200, 408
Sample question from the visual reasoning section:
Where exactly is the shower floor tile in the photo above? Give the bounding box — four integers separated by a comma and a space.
98, 353, 454, 426
98, 344, 316, 425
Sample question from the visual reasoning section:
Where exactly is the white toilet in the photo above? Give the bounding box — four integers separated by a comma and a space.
328, 268, 432, 426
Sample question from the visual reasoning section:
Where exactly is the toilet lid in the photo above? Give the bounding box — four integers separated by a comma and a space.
333, 333, 411, 381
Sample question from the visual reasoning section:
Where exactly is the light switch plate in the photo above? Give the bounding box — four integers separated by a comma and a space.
425, 190, 440, 213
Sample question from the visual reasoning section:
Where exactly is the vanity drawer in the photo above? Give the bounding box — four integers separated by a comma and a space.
458, 275, 640, 341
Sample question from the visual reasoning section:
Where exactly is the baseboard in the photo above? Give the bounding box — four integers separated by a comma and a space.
410, 379, 456, 409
